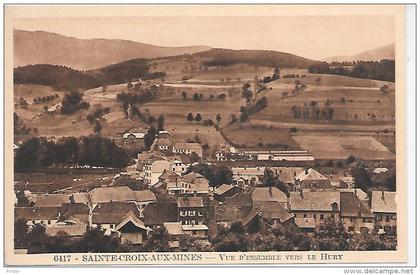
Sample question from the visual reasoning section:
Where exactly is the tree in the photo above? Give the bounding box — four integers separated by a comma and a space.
187, 163, 233, 188
142, 227, 170, 252
187, 112, 194, 122
230, 114, 238, 123
94, 120, 102, 133
144, 127, 158, 150
351, 162, 372, 193
242, 83, 253, 102
194, 113, 202, 123
181, 91, 187, 100
216, 113, 222, 124
14, 218, 28, 248
127, 81, 133, 89
157, 115, 165, 131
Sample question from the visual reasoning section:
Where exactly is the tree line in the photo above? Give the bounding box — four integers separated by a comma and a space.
14, 135, 129, 172
308, 59, 395, 82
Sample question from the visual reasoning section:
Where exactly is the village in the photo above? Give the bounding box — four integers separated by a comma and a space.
14, 123, 397, 252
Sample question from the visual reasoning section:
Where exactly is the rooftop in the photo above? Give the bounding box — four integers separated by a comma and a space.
371, 191, 396, 213
89, 186, 136, 204
290, 191, 340, 212
251, 187, 288, 203
177, 196, 204, 208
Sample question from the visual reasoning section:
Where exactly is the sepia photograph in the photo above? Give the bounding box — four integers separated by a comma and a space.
3, 4, 414, 267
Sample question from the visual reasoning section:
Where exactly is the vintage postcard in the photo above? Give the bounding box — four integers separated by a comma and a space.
3, 4, 412, 266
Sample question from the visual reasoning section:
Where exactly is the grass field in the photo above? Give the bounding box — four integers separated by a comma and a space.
293, 134, 395, 160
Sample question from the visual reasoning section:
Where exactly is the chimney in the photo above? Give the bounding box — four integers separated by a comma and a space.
300, 189, 303, 198
194, 191, 197, 197
305, 168, 309, 175
269, 186, 273, 197
354, 189, 357, 195
381, 190, 385, 200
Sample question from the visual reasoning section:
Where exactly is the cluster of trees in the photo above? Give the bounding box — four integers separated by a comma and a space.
33, 94, 59, 104
86, 105, 111, 133
186, 112, 202, 123
14, 64, 102, 91
17, 97, 28, 109
186, 163, 233, 188
14, 135, 129, 172
239, 96, 268, 122
14, 113, 37, 136
260, 66, 281, 83
142, 72, 166, 81
308, 60, 395, 82
351, 162, 396, 193
116, 89, 157, 115
61, 91, 90, 114
291, 102, 334, 120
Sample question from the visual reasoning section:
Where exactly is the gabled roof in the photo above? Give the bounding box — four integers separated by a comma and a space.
46, 223, 87, 236
251, 187, 288, 204
177, 196, 203, 208
133, 190, 156, 203
89, 186, 136, 204
340, 192, 374, 218
115, 211, 147, 232
296, 168, 328, 181
290, 191, 340, 212
182, 172, 206, 183
92, 202, 140, 224
215, 204, 255, 224
224, 193, 253, 207
123, 132, 145, 139
164, 222, 183, 235
272, 167, 305, 183
70, 193, 90, 204
59, 203, 90, 224
34, 193, 70, 207
15, 207, 60, 221
173, 142, 202, 151
231, 166, 265, 176
143, 202, 178, 226
159, 170, 180, 182
214, 184, 235, 196
371, 191, 396, 213
253, 201, 294, 223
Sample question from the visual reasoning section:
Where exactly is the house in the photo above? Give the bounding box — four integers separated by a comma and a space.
168, 157, 189, 176
89, 186, 136, 209
172, 142, 203, 158
177, 196, 204, 226
340, 192, 375, 233
156, 130, 174, 151
181, 224, 209, 238
157, 170, 182, 194
295, 168, 331, 190
180, 172, 209, 194
116, 211, 148, 245
371, 191, 396, 235
224, 193, 253, 208
45, 222, 87, 237
122, 132, 146, 150
15, 207, 60, 227
253, 201, 294, 227
69, 193, 90, 205
270, 167, 305, 186
338, 176, 355, 189
142, 158, 171, 186
251, 187, 288, 208
373, 167, 389, 174
164, 222, 184, 249
133, 190, 157, 212
59, 202, 90, 226
34, 193, 70, 208
213, 184, 242, 202
91, 201, 140, 235
143, 201, 178, 228
289, 191, 340, 229
231, 166, 264, 187
294, 217, 316, 233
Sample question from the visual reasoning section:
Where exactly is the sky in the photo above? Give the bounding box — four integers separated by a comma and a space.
13, 15, 395, 60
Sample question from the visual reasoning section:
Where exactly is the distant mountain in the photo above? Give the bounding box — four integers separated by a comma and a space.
192, 48, 316, 69
14, 29, 211, 70
323, 43, 395, 63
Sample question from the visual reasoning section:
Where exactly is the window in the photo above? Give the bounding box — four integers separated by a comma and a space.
376, 215, 383, 221
348, 226, 354, 232
303, 214, 307, 218
320, 214, 324, 220
331, 214, 335, 219
313, 214, 317, 220
386, 215, 390, 222
48, 220, 51, 225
